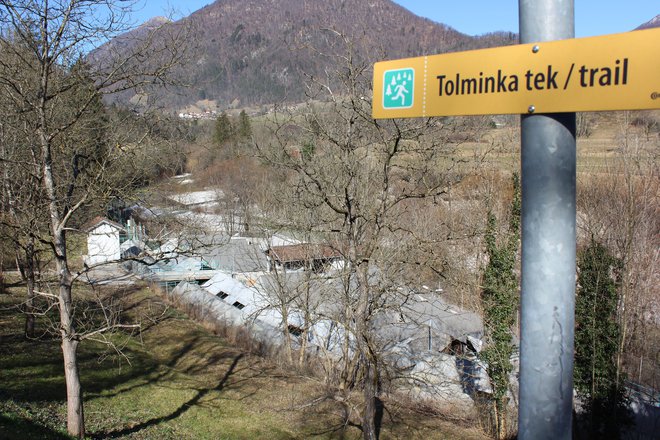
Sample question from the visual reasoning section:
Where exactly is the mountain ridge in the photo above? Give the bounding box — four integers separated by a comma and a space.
97, 0, 520, 112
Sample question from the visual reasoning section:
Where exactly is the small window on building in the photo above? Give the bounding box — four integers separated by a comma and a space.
216, 291, 229, 299
232, 301, 245, 310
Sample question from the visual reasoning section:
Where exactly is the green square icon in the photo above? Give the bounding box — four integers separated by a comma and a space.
383, 68, 414, 109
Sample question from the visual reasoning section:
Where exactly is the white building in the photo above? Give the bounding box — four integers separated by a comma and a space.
84, 218, 126, 266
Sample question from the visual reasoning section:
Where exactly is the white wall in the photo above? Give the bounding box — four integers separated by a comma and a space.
85, 223, 122, 265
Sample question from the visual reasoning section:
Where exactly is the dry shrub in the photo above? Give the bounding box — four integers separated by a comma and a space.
398, 392, 476, 422
577, 147, 659, 390
471, 391, 518, 440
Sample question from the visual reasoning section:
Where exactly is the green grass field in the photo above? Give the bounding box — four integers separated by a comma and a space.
0, 284, 487, 440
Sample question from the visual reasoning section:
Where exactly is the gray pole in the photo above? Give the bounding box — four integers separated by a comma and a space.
518, 1, 576, 439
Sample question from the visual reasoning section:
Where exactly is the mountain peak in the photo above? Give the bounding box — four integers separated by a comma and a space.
635, 14, 660, 31
139, 16, 171, 28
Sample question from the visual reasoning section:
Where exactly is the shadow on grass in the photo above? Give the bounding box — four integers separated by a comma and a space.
0, 413, 71, 440
82, 333, 231, 401
0, 318, 169, 402
0, 304, 243, 405
2, 288, 277, 438
92, 353, 244, 439
0, 289, 169, 404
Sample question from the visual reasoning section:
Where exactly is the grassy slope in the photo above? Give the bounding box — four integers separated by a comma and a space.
0, 284, 487, 440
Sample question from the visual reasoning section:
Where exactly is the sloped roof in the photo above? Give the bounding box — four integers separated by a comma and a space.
84, 216, 125, 233
398, 294, 483, 343
202, 271, 252, 298
201, 271, 282, 327
205, 239, 268, 273
266, 244, 342, 263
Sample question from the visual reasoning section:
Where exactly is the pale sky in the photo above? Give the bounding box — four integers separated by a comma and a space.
130, 0, 658, 38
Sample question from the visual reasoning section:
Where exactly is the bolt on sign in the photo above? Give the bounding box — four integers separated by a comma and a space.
372, 27, 660, 118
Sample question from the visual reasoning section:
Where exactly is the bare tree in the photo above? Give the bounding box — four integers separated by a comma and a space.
577, 111, 659, 391
0, 1, 191, 437
254, 30, 458, 440
0, 36, 52, 337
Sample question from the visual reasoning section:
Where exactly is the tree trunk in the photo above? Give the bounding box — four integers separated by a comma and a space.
493, 399, 500, 439
281, 307, 293, 364
494, 399, 507, 440
57, 261, 85, 438
39, 71, 86, 436
24, 242, 36, 339
298, 327, 308, 367
24, 278, 36, 338
362, 355, 381, 440
62, 336, 84, 438
339, 306, 356, 391
353, 256, 381, 440
298, 284, 312, 368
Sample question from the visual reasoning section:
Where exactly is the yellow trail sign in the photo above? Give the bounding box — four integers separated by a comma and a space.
373, 28, 660, 118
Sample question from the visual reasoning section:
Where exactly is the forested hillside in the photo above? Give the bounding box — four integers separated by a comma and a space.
94, 0, 517, 111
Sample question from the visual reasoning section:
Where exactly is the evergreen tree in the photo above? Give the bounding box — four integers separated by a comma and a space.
480, 172, 520, 440
574, 240, 630, 439
237, 109, 252, 138
214, 112, 233, 144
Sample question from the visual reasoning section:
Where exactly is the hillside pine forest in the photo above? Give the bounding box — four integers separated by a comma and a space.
0, 1, 658, 440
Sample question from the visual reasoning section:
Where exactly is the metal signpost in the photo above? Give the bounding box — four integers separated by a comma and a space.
518, 1, 574, 439
372, 1, 660, 438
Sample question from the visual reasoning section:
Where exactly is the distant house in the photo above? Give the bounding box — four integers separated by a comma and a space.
84, 217, 126, 266
265, 244, 344, 273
